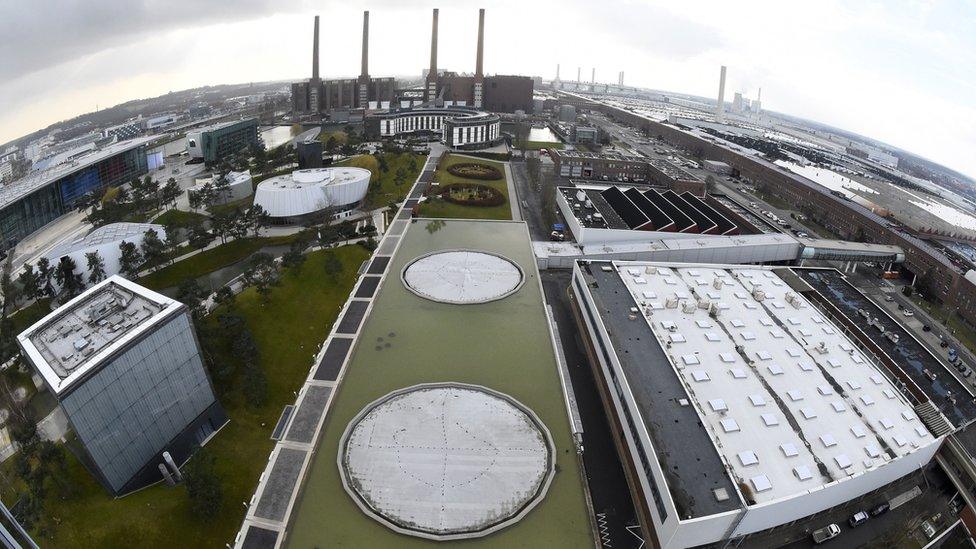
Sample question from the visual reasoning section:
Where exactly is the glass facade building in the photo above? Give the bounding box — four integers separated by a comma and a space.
0, 144, 148, 249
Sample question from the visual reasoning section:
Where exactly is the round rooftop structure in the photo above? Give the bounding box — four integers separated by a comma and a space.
338, 383, 555, 540
252, 167, 370, 219
401, 249, 524, 305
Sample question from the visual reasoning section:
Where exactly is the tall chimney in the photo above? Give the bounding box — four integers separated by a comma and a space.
591, 67, 595, 84
473, 8, 485, 108
427, 9, 439, 101
360, 11, 369, 78
556, 64, 561, 80
577, 66, 581, 82
312, 16, 320, 80
716, 65, 727, 123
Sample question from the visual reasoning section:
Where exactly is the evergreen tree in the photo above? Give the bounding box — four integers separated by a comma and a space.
183, 448, 223, 520
54, 256, 85, 298
85, 251, 107, 284
140, 228, 165, 268
118, 241, 143, 279
17, 263, 41, 301
36, 257, 55, 298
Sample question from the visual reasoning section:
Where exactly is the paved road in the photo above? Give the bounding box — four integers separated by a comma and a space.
741, 462, 955, 548
541, 270, 642, 549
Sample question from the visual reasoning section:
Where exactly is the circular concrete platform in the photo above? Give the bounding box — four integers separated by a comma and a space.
337, 383, 555, 540
401, 250, 524, 304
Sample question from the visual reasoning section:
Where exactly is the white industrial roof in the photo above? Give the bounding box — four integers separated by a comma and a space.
401, 250, 524, 305
613, 262, 938, 505
17, 276, 183, 395
253, 167, 370, 217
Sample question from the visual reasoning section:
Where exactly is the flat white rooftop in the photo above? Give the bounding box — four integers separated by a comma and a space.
401, 250, 525, 305
338, 383, 555, 540
612, 262, 936, 505
17, 276, 183, 395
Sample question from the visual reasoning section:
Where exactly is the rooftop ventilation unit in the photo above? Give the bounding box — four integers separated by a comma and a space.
575, 190, 586, 201
682, 301, 697, 314
665, 296, 679, 309
713, 278, 724, 290
752, 289, 766, 301
698, 298, 711, 310
815, 341, 828, 354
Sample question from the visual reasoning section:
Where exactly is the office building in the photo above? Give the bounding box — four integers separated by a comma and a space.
0, 137, 155, 249
17, 276, 228, 496
186, 118, 258, 166
366, 106, 501, 150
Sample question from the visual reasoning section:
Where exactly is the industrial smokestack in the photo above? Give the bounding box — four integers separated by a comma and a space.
360, 11, 369, 78
475, 9, 485, 78
591, 67, 595, 84
577, 66, 581, 82
619, 71, 624, 86
556, 64, 561, 80
473, 8, 485, 108
428, 8, 439, 101
312, 15, 320, 80
716, 65, 727, 122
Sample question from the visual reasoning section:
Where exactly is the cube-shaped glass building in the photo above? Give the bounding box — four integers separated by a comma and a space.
17, 276, 228, 496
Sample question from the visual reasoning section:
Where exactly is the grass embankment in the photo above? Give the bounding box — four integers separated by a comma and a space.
336, 152, 423, 210
153, 209, 208, 227
0, 246, 369, 548
417, 154, 512, 220
523, 140, 565, 151
139, 235, 296, 291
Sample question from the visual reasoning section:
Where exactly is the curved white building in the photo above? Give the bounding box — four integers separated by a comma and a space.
253, 167, 371, 223
367, 106, 502, 150
47, 222, 167, 284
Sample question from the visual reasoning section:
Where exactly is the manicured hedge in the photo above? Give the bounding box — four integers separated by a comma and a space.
439, 183, 506, 207
446, 162, 503, 180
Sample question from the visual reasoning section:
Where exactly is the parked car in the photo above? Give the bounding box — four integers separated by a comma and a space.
904, 310, 914, 317
884, 295, 895, 302
941, 341, 950, 348
922, 324, 931, 332
849, 511, 869, 527
869, 502, 890, 516
812, 524, 842, 544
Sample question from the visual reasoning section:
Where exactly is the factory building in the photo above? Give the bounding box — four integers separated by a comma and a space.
557, 185, 746, 245
17, 276, 228, 496
551, 150, 705, 195
571, 261, 944, 548
290, 12, 395, 114
186, 118, 259, 166
424, 9, 533, 113
252, 167, 371, 224
0, 137, 155, 250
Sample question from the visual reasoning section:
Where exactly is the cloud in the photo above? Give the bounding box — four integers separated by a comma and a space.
1, 0, 974, 178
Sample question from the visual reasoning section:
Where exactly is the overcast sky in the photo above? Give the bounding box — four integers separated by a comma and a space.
1, 0, 974, 177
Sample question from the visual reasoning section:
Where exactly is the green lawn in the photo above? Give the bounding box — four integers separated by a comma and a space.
153, 208, 208, 228
336, 152, 423, 210
417, 154, 513, 220
139, 235, 296, 291
0, 246, 370, 548
522, 140, 564, 151
1, 300, 52, 363
286, 220, 591, 548
209, 196, 255, 216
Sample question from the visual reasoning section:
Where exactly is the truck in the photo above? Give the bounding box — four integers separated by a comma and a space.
812, 523, 841, 544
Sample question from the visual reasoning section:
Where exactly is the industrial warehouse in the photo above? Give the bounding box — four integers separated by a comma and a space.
557, 185, 741, 244
571, 261, 946, 548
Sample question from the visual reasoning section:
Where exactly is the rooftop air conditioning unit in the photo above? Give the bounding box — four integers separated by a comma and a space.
682, 301, 697, 314
753, 289, 766, 301
698, 299, 711, 310
576, 190, 586, 201
815, 342, 828, 355
710, 307, 720, 319
713, 278, 724, 290
665, 296, 679, 309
